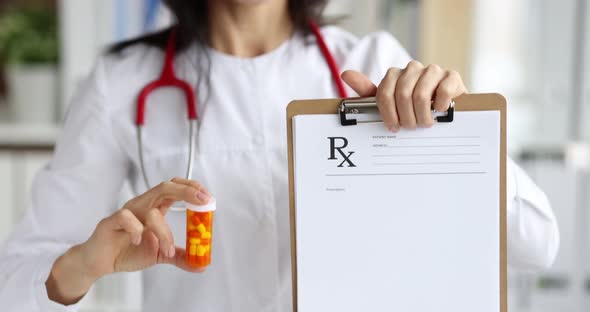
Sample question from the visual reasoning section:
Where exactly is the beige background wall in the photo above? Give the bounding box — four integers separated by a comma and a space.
420, 0, 473, 88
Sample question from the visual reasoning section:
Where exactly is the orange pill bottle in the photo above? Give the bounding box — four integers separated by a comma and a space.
185, 198, 216, 268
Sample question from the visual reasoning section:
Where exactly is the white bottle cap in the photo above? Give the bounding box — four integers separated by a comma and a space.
185, 197, 217, 212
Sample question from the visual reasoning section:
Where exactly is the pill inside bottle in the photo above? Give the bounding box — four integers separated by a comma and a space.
185, 197, 216, 268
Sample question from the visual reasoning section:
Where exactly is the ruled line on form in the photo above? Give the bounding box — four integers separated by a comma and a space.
386, 144, 480, 148
325, 171, 486, 177
373, 161, 481, 166
372, 153, 481, 157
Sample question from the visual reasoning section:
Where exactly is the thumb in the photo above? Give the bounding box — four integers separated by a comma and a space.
341, 70, 377, 97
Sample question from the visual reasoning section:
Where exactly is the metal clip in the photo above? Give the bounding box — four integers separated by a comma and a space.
338, 96, 455, 126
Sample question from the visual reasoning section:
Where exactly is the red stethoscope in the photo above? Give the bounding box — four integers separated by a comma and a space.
135, 20, 347, 190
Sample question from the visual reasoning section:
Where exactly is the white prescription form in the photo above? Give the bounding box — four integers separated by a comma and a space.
291, 111, 501, 312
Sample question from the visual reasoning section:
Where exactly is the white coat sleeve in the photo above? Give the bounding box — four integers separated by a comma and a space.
0, 57, 130, 311
354, 31, 560, 271
506, 158, 559, 270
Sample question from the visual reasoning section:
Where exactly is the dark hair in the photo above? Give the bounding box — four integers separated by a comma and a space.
109, 0, 329, 54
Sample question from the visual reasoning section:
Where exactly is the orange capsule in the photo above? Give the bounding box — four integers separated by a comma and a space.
194, 254, 210, 267
190, 215, 202, 225
201, 212, 211, 223
187, 254, 199, 267
187, 230, 200, 238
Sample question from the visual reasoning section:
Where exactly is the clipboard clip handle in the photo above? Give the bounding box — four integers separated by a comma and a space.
339, 96, 455, 126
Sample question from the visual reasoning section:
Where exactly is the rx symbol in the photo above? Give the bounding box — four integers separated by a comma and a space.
327, 137, 356, 167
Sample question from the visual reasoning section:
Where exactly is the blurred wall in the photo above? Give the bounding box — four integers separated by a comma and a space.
420, 0, 473, 88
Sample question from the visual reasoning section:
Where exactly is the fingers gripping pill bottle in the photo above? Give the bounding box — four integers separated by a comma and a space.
186, 198, 216, 268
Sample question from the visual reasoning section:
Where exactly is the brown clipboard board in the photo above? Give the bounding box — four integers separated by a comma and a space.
286, 93, 507, 312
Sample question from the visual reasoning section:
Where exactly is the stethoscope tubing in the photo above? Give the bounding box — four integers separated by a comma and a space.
137, 119, 196, 189
137, 120, 196, 212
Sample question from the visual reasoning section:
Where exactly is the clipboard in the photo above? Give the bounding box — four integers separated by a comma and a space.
286, 93, 506, 312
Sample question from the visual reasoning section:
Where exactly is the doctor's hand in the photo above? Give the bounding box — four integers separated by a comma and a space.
341, 61, 467, 131
46, 178, 211, 305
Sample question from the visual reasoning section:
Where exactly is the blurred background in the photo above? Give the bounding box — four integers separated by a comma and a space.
0, 0, 588, 311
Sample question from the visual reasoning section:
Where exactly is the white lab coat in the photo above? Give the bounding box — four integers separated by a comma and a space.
0, 26, 559, 311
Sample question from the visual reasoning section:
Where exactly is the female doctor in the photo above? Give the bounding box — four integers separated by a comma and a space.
0, 0, 559, 311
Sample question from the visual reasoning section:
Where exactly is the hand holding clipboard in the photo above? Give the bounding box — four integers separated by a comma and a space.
340, 62, 467, 131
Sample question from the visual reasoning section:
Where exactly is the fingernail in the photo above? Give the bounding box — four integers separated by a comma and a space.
388, 125, 399, 132
168, 245, 176, 258
132, 235, 141, 245
196, 190, 211, 202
